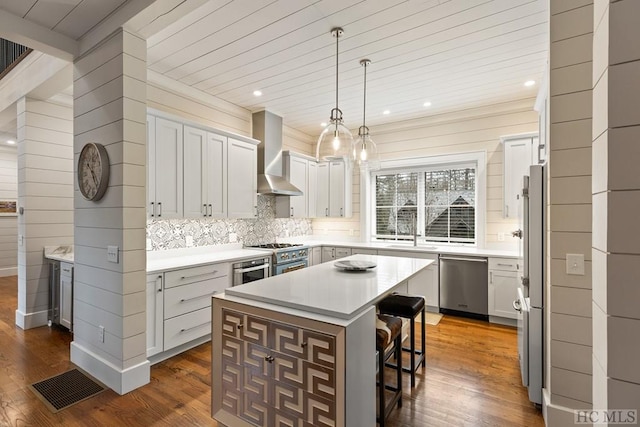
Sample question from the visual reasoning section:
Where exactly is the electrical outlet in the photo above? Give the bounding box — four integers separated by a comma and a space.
107, 246, 119, 263
185, 235, 194, 247
566, 254, 585, 275
98, 325, 105, 343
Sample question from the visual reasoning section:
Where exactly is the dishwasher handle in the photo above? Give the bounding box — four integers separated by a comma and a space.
439, 256, 488, 263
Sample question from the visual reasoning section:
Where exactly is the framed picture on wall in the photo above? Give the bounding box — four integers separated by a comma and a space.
0, 200, 17, 216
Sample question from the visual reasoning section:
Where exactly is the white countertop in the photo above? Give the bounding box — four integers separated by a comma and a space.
224, 254, 433, 320
43, 245, 74, 263
146, 244, 273, 273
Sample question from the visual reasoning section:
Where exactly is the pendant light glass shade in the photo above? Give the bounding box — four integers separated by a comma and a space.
352, 59, 380, 171
316, 28, 353, 166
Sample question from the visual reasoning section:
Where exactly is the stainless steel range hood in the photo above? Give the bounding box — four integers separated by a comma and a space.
252, 110, 303, 196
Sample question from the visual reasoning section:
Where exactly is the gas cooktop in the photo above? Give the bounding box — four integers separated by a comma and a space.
248, 243, 303, 249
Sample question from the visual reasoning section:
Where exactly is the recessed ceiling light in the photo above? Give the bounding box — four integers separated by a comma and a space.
524, 80, 536, 87
253, 90, 262, 97
320, 122, 327, 127
423, 101, 432, 107
383, 110, 390, 115
6, 140, 16, 145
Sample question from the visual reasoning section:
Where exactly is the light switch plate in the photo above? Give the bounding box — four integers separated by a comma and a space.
107, 246, 119, 263
566, 253, 584, 275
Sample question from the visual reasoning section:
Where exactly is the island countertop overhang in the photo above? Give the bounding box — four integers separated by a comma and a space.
222, 254, 434, 321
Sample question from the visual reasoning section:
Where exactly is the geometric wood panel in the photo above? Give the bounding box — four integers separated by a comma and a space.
303, 330, 335, 369
303, 361, 335, 403
222, 309, 244, 339
242, 316, 269, 346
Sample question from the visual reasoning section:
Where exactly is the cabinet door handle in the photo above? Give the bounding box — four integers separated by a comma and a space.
254, 205, 258, 217
325, 207, 329, 217
180, 322, 209, 333
237, 323, 243, 330
150, 202, 155, 217
208, 204, 213, 217
290, 207, 294, 217
203, 204, 207, 217
497, 263, 513, 267
301, 342, 307, 348
340, 207, 343, 217
180, 292, 217, 303
489, 271, 493, 284
506, 205, 509, 218
157, 275, 162, 292
264, 355, 274, 363
158, 202, 162, 217
512, 299, 522, 312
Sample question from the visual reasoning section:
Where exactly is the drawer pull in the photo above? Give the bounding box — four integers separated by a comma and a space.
180, 271, 218, 280
180, 322, 209, 333
497, 263, 514, 267
180, 293, 216, 303
264, 355, 274, 363
237, 323, 243, 329
301, 342, 307, 348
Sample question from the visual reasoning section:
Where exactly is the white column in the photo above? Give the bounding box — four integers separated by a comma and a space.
546, 0, 594, 424
592, 1, 640, 424
15, 97, 74, 329
70, 27, 149, 395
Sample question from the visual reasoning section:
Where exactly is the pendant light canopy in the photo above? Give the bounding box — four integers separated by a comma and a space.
353, 59, 380, 171
316, 27, 353, 166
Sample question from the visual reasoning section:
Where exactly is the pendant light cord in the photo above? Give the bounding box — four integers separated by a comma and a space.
335, 31, 339, 114
362, 61, 367, 129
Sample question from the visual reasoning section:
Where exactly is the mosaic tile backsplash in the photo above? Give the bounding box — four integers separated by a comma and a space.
147, 195, 312, 250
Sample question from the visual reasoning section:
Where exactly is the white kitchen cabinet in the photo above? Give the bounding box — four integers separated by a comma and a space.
148, 116, 183, 219
60, 262, 73, 330
308, 160, 318, 218
183, 126, 227, 218
502, 135, 538, 219
310, 246, 322, 266
377, 250, 439, 312
276, 151, 309, 218
488, 257, 519, 321
321, 246, 352, 263
146, 273, 164, 357
351, 248, 377, 255
317, 160, 352, 218
227, 137, 258, 218
335, 247, 352, 259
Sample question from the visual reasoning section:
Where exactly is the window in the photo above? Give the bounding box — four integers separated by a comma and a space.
371, 160, 479, 245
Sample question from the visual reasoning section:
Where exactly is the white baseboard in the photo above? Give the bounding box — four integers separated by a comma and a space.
543, 388, 590, 427
489, 316, 517, 327
147, 335, 210, 365
15, 309, 48, 330
0, 267, 17, 277
71, 342, 150, 395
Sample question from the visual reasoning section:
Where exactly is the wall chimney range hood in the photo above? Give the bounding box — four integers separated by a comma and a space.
252, 110, 303, 196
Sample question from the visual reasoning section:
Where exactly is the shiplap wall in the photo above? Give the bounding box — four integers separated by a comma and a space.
592, 0, 640, 416
71, 28, 149, 394
15, 98, 73, 329
312, 99, 538, 246
545, 1, 594, 423
0, 148, 17, 276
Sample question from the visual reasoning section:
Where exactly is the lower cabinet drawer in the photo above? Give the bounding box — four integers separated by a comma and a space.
164, 263, 229, 288
164, 307, 211, 350
164, 276, 228, 319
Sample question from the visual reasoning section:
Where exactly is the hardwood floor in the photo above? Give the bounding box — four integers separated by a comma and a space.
0, 276, 543, 426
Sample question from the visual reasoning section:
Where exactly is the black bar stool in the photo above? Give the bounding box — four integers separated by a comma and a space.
376, 314, 403, 427
377, 293, 426, 387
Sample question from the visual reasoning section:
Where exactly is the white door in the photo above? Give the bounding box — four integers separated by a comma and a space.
317, 162, 330, 217
308, 161, 318, 218
183, 126, 207, 218
206, 132, 227, 218
146, 274, 164, 357
147, 115, 156, 219
155, 118, 183, 218
288, 156, 308, 217
227, 138, 257, 218
329, 161, 345, 217
504, 138, 533, 219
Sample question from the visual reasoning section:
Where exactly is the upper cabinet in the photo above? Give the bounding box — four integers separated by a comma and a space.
276, 151, 313, 218
227, 137, 258, 218
148, 116, 183, 219
316, 159, 352, 218
183, 126, 227, 219
502, 135, 539, 219
147, 111, 258, 220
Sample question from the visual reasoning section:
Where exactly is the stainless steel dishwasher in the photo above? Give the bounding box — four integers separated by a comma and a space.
439, 255, 488, 318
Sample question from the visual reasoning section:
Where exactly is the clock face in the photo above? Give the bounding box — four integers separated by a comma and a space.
78, 143, 109, 201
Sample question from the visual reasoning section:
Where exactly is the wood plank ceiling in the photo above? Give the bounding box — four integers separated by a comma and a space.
147, 0, 548, 136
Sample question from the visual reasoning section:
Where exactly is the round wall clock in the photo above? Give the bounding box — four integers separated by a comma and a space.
78, 142, 110, 201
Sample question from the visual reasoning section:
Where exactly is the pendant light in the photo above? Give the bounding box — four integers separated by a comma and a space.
353, 59, 380, 171
316, 27, 353, 166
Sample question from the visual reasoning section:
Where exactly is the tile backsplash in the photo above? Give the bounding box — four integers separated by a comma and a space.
147, 195, 312, 250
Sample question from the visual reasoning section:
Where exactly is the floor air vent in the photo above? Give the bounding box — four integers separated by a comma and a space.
30, 368, 106, 412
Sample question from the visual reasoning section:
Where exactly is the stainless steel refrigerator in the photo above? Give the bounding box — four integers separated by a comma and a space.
514, 163, 545, 405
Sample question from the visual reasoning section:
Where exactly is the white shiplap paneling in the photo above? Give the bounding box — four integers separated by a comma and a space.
0, 148, 17, 276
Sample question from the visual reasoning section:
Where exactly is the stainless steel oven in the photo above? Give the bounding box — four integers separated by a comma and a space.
245, 243, 309, 276
232, 257, 271, 286
274, 259, 307, 275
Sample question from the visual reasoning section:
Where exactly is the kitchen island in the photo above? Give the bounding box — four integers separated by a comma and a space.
211, 254, 433, 427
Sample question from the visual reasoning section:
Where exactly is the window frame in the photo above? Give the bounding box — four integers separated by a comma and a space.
361, 151, 486, 248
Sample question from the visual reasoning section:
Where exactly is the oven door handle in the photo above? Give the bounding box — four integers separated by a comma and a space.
234, 264, 270, 274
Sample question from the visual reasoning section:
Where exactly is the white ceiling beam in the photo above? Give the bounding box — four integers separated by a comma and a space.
0, 10, 78, 61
